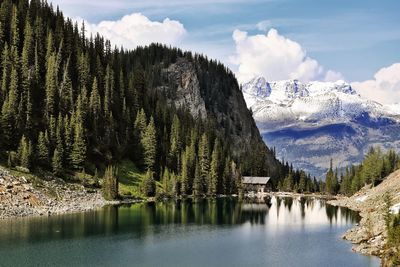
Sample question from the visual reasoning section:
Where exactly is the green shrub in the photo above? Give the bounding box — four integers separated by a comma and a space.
102, 165, 119, 200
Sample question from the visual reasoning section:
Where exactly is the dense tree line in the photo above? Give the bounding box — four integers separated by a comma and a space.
0, 0, 290, 198
319, 147, 400, 196
337, 147, 400, 196
276, 147, 400, 196
277, 164, 322, 194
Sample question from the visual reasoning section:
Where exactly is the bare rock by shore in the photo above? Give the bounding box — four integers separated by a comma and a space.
329, 169, 400, 265
0, 167, 117, 220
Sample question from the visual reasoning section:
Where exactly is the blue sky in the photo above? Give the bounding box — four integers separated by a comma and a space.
50, 0, 400, 103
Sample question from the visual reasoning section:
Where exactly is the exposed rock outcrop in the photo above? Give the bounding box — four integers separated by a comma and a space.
157, 58, 281, 177
0, 167, 114, 219
329, 169, 400, 265
160, 59, 207, 118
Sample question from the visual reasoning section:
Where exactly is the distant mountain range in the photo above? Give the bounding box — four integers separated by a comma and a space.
242, 76, 400, 177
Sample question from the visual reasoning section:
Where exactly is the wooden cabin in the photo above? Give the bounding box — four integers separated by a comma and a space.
242, 176, 271, 193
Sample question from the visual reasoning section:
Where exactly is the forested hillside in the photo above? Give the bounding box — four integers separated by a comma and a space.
0, 0, 288, 197
276, 146, 400, 196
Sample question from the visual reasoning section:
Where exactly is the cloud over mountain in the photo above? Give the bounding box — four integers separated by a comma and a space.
80, 13, 186, 49
352, 63, 400, 104
230, 28, 342, 83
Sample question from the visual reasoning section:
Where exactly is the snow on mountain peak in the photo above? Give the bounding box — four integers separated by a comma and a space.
242, 79, 400, 178
242, 76, 398, 128
242, 76, 356, 104
242, 76, 271, 98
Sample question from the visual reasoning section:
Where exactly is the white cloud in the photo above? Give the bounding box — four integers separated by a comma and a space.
256, 20, 272, 32
351, 63, 400, 104
230, 28, 342, 83
78, 13, 186, 49
324, 70, 344, 82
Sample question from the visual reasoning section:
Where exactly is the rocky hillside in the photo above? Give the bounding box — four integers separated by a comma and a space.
0, 167, 109, 219
157, 58, 282, 179
329, 169, 400, 264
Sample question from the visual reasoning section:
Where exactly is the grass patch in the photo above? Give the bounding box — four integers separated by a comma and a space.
2, 160, 148, 199
117, 160, 145, 198
5, 165, 45, 188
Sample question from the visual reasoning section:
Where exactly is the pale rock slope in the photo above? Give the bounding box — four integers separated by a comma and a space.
329, 169, 400, 261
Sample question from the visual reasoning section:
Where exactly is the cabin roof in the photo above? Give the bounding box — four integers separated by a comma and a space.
242, 176, 270, 185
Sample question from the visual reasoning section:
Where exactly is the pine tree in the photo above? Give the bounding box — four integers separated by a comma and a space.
284, 172, 294, 191
180, 149, 189, 195
49, 115, 56, 146
18, 135, 31, 169
10, 5, 19, 59
142, 116, 157, 171
45, 52, 58, 119
198, 133, 210, 192
169, 172, 178, 197
89, 77, 101, 133
21, 16, 33, 97
1, 43, 10, 102
134, 108, 147, 138
132, 65, 146, 102
36, 131, 49, 167
1, 98, 14, 150
209, 139, 220, 195
25, 89, 33, 135
231, 160, 242, 195
56, 115, 65, 164
71, 122, 86, 170
362, 147, 382, 185
141, 169, 156, 197
63, 116, 73, 167
78, 51, 90, 90
103, 64, 114, 117
45, 30, 54, 63
8, 66, 18, 115
332, 168, 339, 194
299, 171, 306, 193
223, 157, 231, 194
193, 160, 202, 196
0, 21, 4, 54
102, 165, 119, 200
325, 159, 334, 195
52, 148, 63, 176
162, 168, 170, 195
168, 114, 181, 170
59, 63, 73, 114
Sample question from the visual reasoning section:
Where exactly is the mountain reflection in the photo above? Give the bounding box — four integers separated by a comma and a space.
0, 197, 360, 244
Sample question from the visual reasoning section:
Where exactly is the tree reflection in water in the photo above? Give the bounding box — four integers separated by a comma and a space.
0, 197, 361, 245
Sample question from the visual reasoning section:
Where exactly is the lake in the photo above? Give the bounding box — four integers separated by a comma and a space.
0, 197, 380, 267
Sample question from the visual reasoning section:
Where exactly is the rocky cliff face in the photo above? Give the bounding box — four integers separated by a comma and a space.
159, 59, 207, 118
156, 58, 281, 177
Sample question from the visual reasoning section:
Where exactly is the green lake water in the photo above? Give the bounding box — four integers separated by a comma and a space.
0, 197, 380, 267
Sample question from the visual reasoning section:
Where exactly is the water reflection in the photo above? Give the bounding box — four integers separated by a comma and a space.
0, 197, 360, 246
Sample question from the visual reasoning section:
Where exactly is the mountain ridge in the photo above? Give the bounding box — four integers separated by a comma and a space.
242, 76, 400, 177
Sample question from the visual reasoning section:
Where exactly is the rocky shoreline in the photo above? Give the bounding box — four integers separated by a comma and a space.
328, 169, 400, 266
1, 164, 397, 265
0, 167, 119, 220
329, 195, 386, 258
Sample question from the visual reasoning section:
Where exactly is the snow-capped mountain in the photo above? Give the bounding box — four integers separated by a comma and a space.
242, 76, 400, 177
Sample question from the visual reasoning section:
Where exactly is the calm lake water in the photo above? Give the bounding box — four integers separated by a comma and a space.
0, 197, 380, 267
